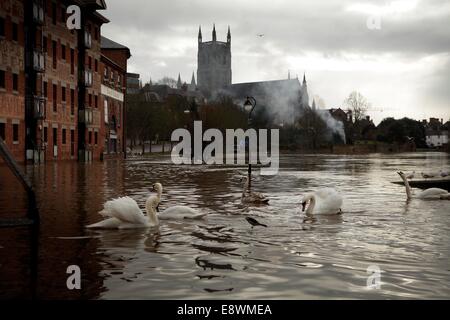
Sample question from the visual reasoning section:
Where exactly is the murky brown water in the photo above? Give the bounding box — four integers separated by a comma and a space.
1, 152, 450, 299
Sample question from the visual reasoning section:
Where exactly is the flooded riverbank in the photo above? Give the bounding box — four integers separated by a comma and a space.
0, 152, 449, 299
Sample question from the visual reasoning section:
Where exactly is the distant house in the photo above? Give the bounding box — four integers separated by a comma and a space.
424, 118, 449, 148
328, 108, 352, 124
126, 73, 141, 94
140, 75, 204, 104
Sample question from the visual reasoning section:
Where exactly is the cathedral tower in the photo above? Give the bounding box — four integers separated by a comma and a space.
197, 25, 232, 97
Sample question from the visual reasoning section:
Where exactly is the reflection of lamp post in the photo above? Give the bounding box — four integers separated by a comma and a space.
184, 100, 199, 160
243, 96, 256, 189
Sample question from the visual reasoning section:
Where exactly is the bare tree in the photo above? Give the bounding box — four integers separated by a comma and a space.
157, 76, 177, 88
344, 91, 370, 122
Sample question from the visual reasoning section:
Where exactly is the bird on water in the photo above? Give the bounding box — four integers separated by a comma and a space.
245, 217, 268, 228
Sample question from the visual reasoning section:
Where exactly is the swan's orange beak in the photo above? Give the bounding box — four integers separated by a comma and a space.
301, 201, 307, 212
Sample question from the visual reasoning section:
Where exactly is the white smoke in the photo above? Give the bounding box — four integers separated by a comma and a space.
315, 109, 346, 144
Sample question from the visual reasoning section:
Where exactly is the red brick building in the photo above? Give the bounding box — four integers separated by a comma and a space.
100, 36, 130, 157
0, 0, 26, 161
0, 0, 129, 163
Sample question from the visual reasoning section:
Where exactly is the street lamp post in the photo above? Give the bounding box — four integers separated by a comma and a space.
243, 96, 256, 190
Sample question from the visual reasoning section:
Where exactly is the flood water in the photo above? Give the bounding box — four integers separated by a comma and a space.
1, 152, 449, 299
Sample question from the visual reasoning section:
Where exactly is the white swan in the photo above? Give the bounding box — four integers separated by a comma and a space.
86, 183, 163, 229
300, 188, 343, 215
241, 176, 269, 204
397, 171, 449, 200
87, 195, 160, 229
158, 205, 207, 220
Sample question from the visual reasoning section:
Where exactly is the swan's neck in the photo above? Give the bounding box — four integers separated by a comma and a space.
156, 189, 162, 201
306, 196, 316, 215
146, 203, 159, 226
400, 175, 412, 200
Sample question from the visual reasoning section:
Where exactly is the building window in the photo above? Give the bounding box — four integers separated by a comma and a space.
94, 132, 98, 145
0, 17, 5, 37
61, 87, 66, 102
94, 95, 98, 108
61, 44, 66, 60
44, 81, 48, 98
13, 124, 19, 143
70, 130, 75, 156
0, 70, 5, 89
44, 127, 48, 143
12, 73, 18, 92
70, 89, 75, 115
0, 122, 5, 140
94, 59, 98, 72
62, 128, 66, 144
52, 2, 57, 25
53, 128, 57, 147
53, 84, 57, 112
88, 93, 92, 107
104, 67, 108, 81
117, 75, 121, 86
43, 36, 47, 52
12, 22, 18, 41
70, 48, 75, 74
88, 56, 92, 69
52, 40, 57, 69
88, 131, 92, 144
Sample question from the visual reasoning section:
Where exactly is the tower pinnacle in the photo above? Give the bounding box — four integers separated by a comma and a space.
212, 23, 216, 41
177, 73, 182, 89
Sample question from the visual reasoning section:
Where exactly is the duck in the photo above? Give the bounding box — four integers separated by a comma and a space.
241, 176, 269, 204
300, 188, 343, 215
421, 172, 436, 179
439, 170, 449, 178
406, 171, 415, 180
397, 171, 449, 200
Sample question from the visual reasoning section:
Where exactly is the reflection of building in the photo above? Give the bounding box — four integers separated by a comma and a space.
100, 36, 130, 157
424, 118, 449, 148
0, 0, 129, 163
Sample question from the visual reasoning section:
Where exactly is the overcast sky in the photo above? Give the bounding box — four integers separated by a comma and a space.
101, 0, 450, 124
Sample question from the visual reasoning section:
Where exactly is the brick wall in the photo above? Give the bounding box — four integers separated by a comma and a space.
0, 0, 25, 161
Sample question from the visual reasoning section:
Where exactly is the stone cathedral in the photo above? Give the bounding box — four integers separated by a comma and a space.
194, 24, 310, 121
197, 24, 232, 97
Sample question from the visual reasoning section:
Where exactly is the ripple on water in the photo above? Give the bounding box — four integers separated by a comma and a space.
0, 153, 449, 299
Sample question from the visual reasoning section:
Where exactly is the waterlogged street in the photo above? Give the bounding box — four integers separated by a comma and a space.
0, 152, 449, 299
